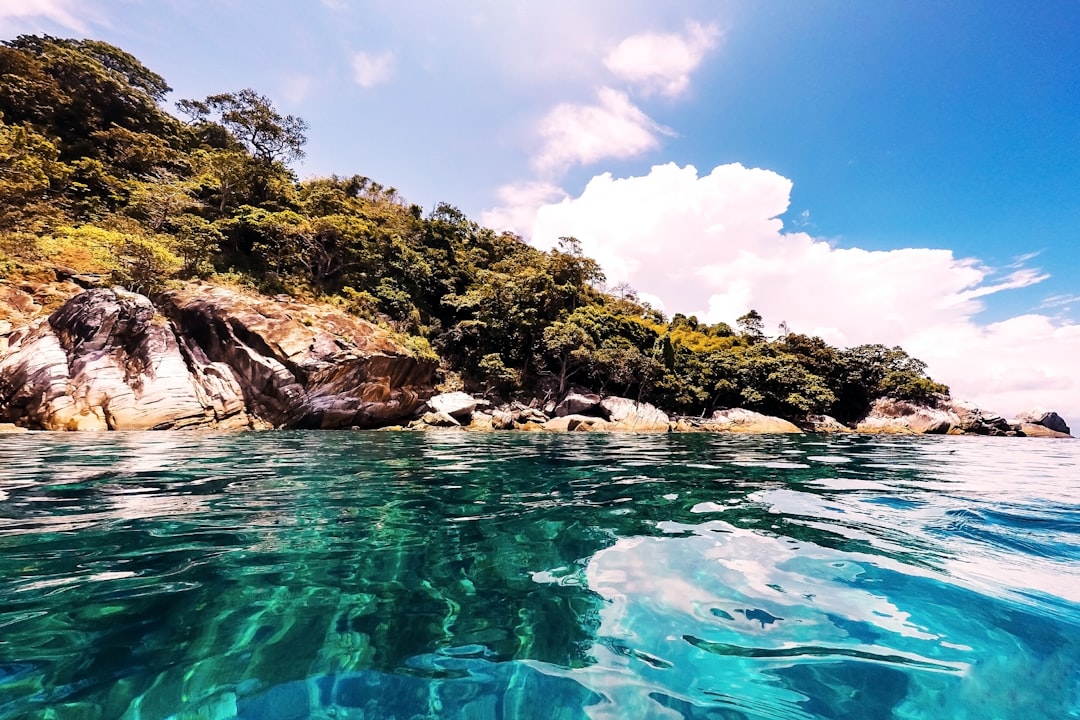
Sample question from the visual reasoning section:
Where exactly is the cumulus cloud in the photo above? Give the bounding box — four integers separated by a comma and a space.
604, 20, 720, 97
0, 0, 86, 33
351, 50, 394, 88
530, 162, 1080, 421
480, 181, 568, 237
533, 87, 670, 173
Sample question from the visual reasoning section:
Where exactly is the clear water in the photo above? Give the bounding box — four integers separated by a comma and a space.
0, 432, 1078, 720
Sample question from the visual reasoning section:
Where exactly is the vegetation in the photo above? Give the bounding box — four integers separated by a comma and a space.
0, 35, 949, 422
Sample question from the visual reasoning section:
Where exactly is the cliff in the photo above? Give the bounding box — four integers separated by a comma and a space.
0, 283, 434, 430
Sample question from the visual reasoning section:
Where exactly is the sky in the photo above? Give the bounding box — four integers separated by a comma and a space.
3, 0, 1080, 422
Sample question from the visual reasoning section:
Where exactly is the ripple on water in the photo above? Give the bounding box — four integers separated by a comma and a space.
0, 431, 1077, 719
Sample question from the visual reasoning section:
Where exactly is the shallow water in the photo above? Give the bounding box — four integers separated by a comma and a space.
0, 431, 1077, 719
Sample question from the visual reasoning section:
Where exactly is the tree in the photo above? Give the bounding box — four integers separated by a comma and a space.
737, 309, 765, 340
191, 89, 308, 166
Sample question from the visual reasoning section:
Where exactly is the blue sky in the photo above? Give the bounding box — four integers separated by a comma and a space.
3, 0, 1079, 418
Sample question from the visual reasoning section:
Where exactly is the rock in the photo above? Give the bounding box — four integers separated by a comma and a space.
706, 409, 803, 434
0, 422, 27, 433
416, 411, 460, 428
513, 406, 549, 425
0, 288, 249, 430
467, 412, 494, 431
856, 398, 959, 435
491, 410, 515, 430
0, 283, 436, 431
162, 283, 434, 428
1015, 409, 1071, 436
804, 414, 853, 433
544, 414, 610, 432
951, 400, 1012, 436
598, 397, 670, 432
554, 392, 601, 417
427, 391, 487, 421
1017, 422, 1073, 439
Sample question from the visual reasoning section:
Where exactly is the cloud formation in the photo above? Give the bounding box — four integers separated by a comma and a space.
533, 87, 670, 173
529, 162, 1080, 420
604, 21, 720, 97
351, 50, 394, 88
0, 0, 86, 33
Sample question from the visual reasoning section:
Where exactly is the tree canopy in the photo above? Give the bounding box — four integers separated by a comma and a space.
0, 35, 949, 422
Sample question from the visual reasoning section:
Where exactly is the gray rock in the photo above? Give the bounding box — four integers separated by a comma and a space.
427, 391, 486, 421
0, 283, 436, 431
1015, 409, 1071, 436
706, 408, 803, 434
555, 392, 601, 417
598, 396, 670, 432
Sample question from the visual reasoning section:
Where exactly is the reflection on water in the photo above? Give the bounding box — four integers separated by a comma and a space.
0, 431, 1078, 719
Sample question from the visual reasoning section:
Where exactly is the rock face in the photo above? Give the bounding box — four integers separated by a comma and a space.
555, 392, 601, 417
858, 398, 1073, 437
0, 288, 250, 430
0, 284, 435, 430
705, 409, 803, 434
1015, 409, 1071, 436
598, 397, 671, 432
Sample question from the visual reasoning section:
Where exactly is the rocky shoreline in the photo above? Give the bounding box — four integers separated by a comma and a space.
0, 282, 1072, 438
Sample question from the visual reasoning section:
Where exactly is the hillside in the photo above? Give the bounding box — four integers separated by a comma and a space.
0, 35, 951, 425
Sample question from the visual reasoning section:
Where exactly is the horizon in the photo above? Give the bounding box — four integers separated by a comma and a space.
2, 0, 1078, 421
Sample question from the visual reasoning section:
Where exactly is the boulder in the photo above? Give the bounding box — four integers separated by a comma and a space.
804, 414, 853, 433
0, 288, 250, 430
544, 414, 610, 432
427, 391, 486, 421
554, 392, 601, 417
1017, 423, 1073, 439
598, 397, 670, 432
856, 398, 959, 435
491, 410, 516, 430
706, 408, 803, 434
161, 283, 434, 428
951, 400, 1012, 436
1014, 409, 1071, 436
0, 283, 437, 431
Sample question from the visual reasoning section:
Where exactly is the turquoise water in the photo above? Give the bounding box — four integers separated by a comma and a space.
0, 432, 1078, 720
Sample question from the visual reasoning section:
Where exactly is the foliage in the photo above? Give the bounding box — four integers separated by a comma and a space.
0, 34, 951, 423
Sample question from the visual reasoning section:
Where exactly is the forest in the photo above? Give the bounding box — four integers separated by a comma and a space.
0, 35, 949, 423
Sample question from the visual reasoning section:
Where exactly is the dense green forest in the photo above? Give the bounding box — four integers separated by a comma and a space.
0, 35, 948, 422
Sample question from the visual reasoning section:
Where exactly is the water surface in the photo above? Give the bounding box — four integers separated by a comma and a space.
0, 432, 1077, 719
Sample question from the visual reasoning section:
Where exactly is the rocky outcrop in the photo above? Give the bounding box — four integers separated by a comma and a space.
671, 409, 803, 434
0, 288, 251, 430
0, 284, 435, 430
856, 398, 960, 435
554, 391, 601, 417
427, 391, 488, 423
1015, 409, 1071, 436
857, 397, 1073, 437
598, 396, 671, 432
161, 284, 434, 429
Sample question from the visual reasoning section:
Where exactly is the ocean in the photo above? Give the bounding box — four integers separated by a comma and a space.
0, 431, 1077, 719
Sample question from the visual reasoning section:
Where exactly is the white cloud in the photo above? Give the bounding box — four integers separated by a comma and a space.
530, 162, 1080, 422
351, 50, 394, 89
604, 20, 720, 97
480, 181, 567, 237
0, 0, 87, 33
534, 87, 670, 173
